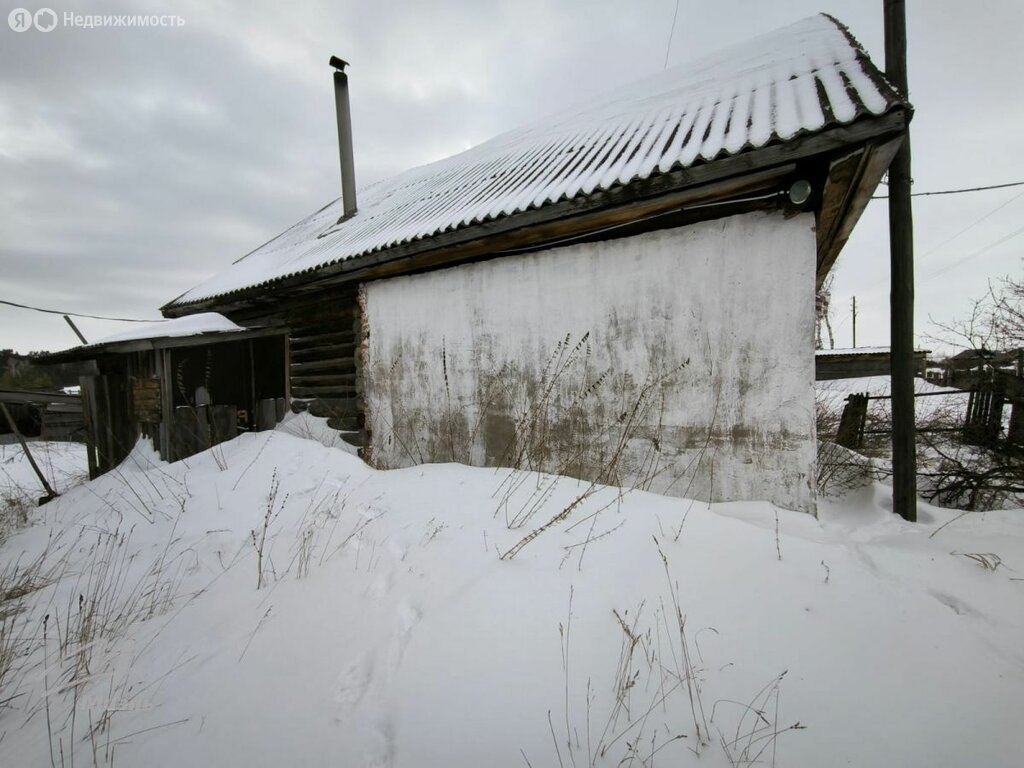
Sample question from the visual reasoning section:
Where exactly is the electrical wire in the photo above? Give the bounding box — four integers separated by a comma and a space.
919, 188, 1024, 260
919, 224, 1024, 285
872, 180, 1024, 199
0, 299, 158, 323
848, 184, 1024, 297
663, 0, 681, 70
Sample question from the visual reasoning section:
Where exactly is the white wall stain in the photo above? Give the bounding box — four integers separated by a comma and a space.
363, 210, 817, 513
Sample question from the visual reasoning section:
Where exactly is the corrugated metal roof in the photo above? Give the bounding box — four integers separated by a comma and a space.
169, 14, 903, 308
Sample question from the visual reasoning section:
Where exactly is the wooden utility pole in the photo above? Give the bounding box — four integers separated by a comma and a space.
885, 0, 917, 522
851, 296, 858, 348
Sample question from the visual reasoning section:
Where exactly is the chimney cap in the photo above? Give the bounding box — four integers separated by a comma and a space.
329, 56, 349, 72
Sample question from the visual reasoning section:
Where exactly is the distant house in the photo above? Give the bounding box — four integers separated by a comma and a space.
66, 15, 909, 513
931, 347, 1023, 388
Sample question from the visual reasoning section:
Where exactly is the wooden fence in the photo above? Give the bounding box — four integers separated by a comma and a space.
835, 383, 1022, 451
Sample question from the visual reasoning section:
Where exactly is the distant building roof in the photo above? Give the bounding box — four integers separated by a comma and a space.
167, 14, 904, 310
815, 347, 930, 382
947, 347, 1022, 366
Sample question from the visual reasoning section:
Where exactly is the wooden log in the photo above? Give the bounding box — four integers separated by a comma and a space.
289, 358, 357, 375
309, 398, 358, 418
290, 330, 356, 347
291, 387, 357, 402
290, 346, 355, 363
340, 430, 365, 448
290, 372, 357, 387
326, 415, 359, 431
291, 372, 357, 383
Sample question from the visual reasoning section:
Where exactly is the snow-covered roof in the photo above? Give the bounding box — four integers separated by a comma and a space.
90, 313, 244, 346
168, 14, 902, 308
42, 313, 251, 361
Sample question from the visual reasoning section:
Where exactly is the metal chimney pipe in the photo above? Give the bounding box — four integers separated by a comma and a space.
330, 56, 357, 219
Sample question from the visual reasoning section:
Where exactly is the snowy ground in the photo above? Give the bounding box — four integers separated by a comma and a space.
1, 417, 1022, 767
1, 441, 87, 540
0, 441, 87, 499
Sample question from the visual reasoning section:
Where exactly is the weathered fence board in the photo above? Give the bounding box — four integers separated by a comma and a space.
836, 393, 868, 449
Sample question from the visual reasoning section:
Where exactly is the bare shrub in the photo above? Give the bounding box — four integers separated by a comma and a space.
497, 339, 692, 560
0, 544, 60, 709
816, 440, 872, 497
537, 541, 803, 768
712, 670, 806, 768
0, 493, 31, 545
251, 469, 285, 589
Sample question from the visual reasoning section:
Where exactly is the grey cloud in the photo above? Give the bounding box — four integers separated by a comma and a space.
1, 0, 1023, 353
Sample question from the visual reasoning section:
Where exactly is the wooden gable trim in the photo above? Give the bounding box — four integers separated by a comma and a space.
815, 134, 905, 288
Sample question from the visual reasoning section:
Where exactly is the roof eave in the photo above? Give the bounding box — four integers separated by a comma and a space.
40, 326, 287, 364
164, 107, 910, 318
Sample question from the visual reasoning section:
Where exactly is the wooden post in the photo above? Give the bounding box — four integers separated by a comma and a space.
0, 401, 59, 503
256, 398, 278, 431
63, 315, 88, 345
209, 405, 238, 445
885, 0, 917, 522
851, 296, 857, 348
836, 393, 869, 449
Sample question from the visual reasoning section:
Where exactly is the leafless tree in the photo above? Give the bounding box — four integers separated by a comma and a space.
815, 275, 835, 351
930, 270, 1024, 353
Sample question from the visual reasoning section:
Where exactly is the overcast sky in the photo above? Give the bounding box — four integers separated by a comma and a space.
2, 0, 1022, 354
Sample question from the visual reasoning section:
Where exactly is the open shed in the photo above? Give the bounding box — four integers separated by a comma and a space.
44, 314, 287, 477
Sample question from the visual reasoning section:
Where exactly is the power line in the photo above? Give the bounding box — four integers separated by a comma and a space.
919, 188, 1024, 260
919, 223, 1024, 285
663, 0, 681, 70
872, 180, 1024, 199
0, 299, 157, 323
851, 185, 1024, 299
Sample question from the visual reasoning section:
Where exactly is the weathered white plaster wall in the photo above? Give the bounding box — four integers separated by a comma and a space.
363, 211, 818, 512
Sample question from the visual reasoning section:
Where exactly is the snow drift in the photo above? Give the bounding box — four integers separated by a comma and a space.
1, 420, 1022, 767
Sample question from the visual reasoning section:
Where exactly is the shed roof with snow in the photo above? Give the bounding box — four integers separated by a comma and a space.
43, 313, 278, 362
165, 14, 909, 316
